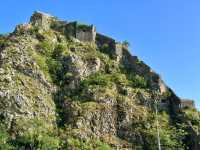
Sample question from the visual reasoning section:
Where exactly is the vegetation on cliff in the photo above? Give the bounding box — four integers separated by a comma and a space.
0, 12, 199, 150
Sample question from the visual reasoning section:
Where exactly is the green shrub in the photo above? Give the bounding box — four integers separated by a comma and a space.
131, 112, 186, 150
183, 108, 200, 126
111, 73, 129, 86
66, 138, 112, 150
15, 133, 60, 150
28, 26, 39, 35
128, 74, 147, 88
77, 23, 91, 31
52, 43, 66, 59
0, 124, 13, 150
162, 90, 172, 98
63, 72, 74, 84
46, 58, 63, 84
13, 119, 61, 150
0, 37, 9, 49
28, 50, 52, 82
37, 41, 54, 56
95, 140, 112, 150
34, 41, 67, 84
133, 75, 147, 88
81, 73, 111, 87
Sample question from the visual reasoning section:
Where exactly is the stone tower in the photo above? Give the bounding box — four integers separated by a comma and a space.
30, 11, 54, 30
65, 22, 96, 43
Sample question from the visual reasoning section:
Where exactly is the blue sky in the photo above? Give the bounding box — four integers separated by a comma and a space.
0, 0, 199, 108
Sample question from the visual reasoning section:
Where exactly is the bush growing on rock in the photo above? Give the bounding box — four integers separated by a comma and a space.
46, 58, 63, 84
0, 36, 9, 49
0, 124, 13, 150
37, 41, 54, 56
52, 43, 66, 59
81, 73, 112, 87
131, 75, 147, 88
66, 138, 112, 150
14, 132, 61, 150
12, 119, 61, 150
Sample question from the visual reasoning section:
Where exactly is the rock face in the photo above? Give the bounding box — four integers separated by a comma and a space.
0, 11, 199, 149
0, 34, 56, 129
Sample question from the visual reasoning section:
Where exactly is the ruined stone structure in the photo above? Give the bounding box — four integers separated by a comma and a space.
29, 11, 125, 60
76, 24, 96, 42
96, 33, 124, 60
30, 11, 96, 43
30, 11, 54, 30
180, 99, 195, 108
65, 22, 96, 42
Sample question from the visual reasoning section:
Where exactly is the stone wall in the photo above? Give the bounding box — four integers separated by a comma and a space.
65, 22, 77, 38
64, 22, 96, 43
76, 24, 96, 42
51, 20, 68, 33
30, 11, 126, 52
96, 33, 123, 59
30, 12, 96, 43
96, 33, 115, 47
115, 43, 123, 61
30, 11, 54, 30
180, 99, 195, 108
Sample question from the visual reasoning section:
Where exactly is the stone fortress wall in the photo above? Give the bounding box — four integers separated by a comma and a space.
30, 11, 53, 30
76, 23, 96, 42
64, 21, 96, 43
29, 11, 126, 61
17, 11, 197, 111
180, 99, 195, 108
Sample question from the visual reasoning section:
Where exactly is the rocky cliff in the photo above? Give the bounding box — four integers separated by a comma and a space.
0, 11, 199, 150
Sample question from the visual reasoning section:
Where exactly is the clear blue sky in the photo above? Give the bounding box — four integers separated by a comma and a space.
1, 0, 200, 108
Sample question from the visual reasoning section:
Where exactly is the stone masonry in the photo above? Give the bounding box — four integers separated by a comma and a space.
30, 11, 54, 30
29, 11, 125, 59
180, 99, 195, 108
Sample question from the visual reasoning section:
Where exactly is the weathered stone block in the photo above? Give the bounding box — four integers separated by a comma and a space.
30, 11, 54, 30
76, 24, 96, 42
65, 22, 96, 42
180, 99, 195, 108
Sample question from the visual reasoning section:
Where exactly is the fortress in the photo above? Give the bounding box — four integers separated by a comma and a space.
29, 11, 126, 60
21, 12, 197, 111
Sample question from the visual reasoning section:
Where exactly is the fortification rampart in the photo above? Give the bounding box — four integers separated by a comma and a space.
29, 11, 127, 59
